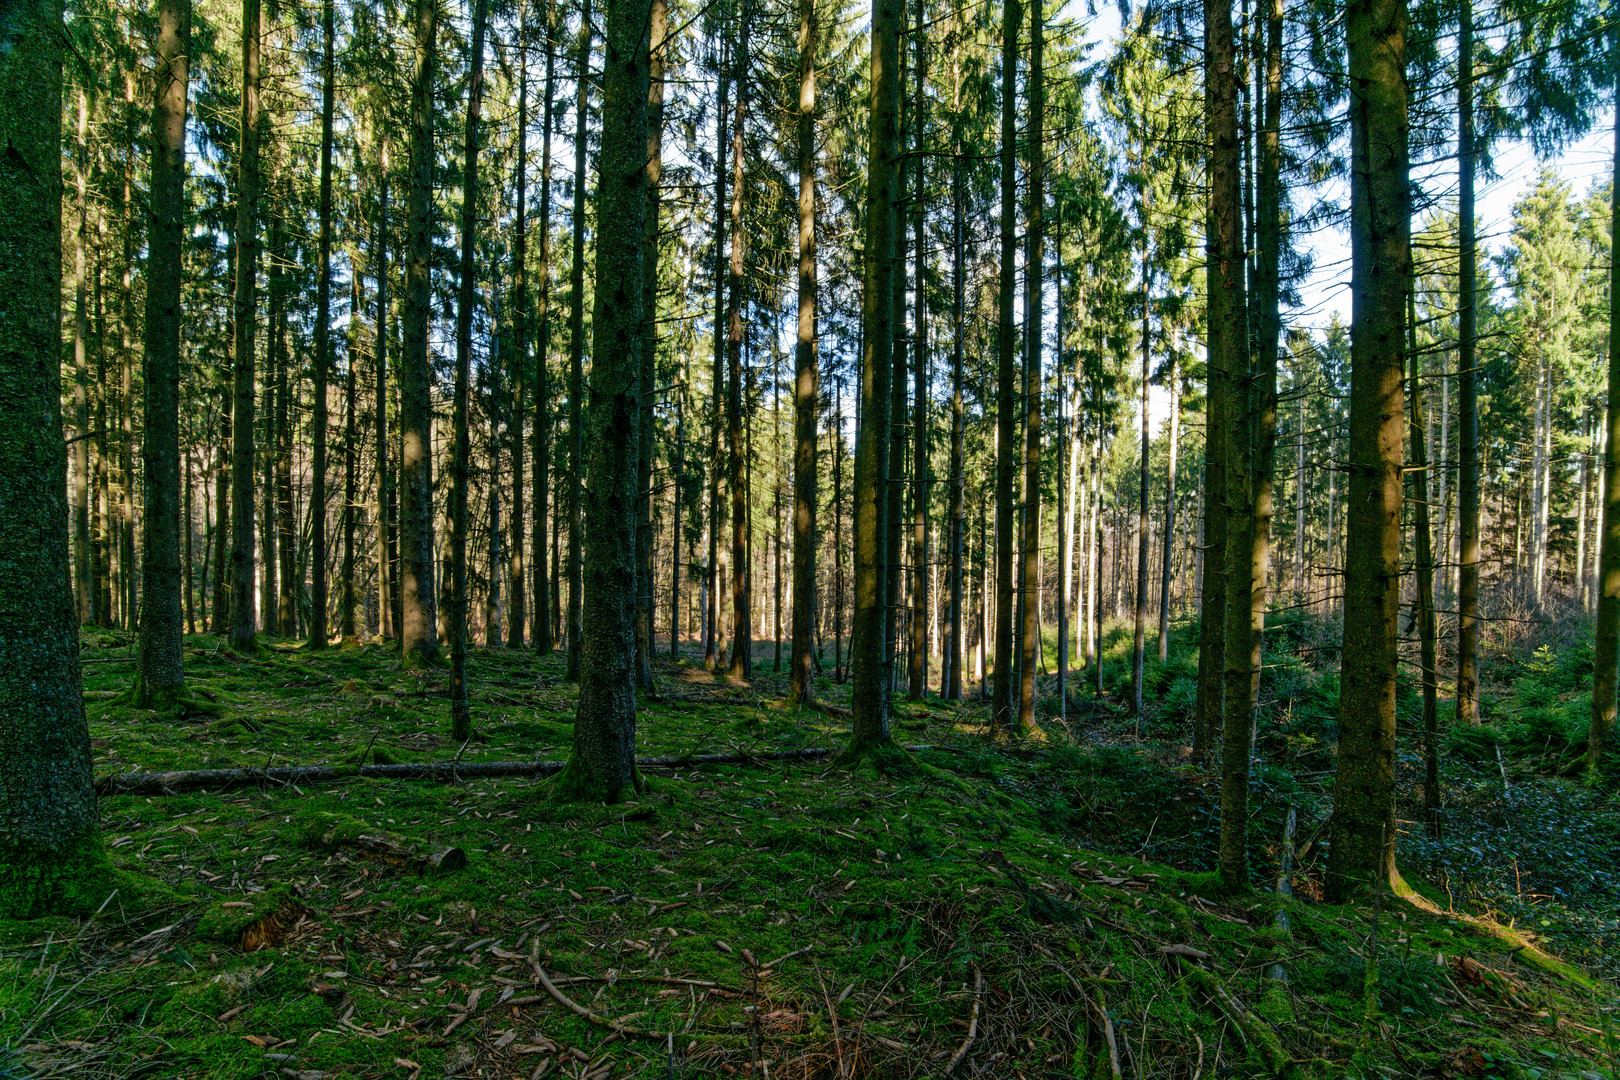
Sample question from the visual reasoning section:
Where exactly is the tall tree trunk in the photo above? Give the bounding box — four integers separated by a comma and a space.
342, 271, 360, 640
229, 0, 263, 651
1589, 65, 1620, 774
991, 0, 1019, 737
943, 26, 965, 702
136, 0, 190, 707
509, 10, 530, 650
908, 4, 930, 701
564, 0, 593, 682
788, 0, 819, 705
706, 54, 730, 671
533, 7, 556, 655
1454, 0, 1480, 727
0, 0, 105, 912
847, 0, 903, 753
727, 3, 753, 681
72, 90, 91, 626
1193, 0, 1233, 764
375, 144, 395, 641
1018, 0, 1043, 730
1157, 359, 1180, 661
400, 0, 441, 664
1326, 0, 1407, 899
1133, 216, 1150, 716
564, 0, 651, 800
1409, 283, 1440, 831
309, 0, 336, 650
450, 0, 489, 740
276, 217, 296, 635
213, 352, 231, 633
263, 210, 282, 633
637, 0, 667, 690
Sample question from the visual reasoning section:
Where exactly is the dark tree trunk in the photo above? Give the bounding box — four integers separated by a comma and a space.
1327, 0, 1408, 899
1018, 0, 1043, 730
847, 0, 903, 752
705, 57, 730, 672
908, 4, 930, 702
229, 0, 263, 652
991, 0, 1019, 736
788, 0, 818, 705
637, 0, 667, 690
342, 271, 360, 640
564, 0, 593, 682
1589, 64, 1620, 773
375, 144, 395, 641
727, 5, 753, 681
309, 0, 336, 650
563, 0, 651, 801
533, 6, 556, 655
0, 0, 104, 913
400, 0, 440, 664
450, 0, 489, 739
944, 20, 965, 702
136, 0, 190, 707
509, 10, 529, 651
1454, 0, 1481, 729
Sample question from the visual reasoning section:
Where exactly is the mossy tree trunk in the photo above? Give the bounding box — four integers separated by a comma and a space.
400, 0, 440, 665
1327, 0, 1407, 900
0, 0, 108, 917
136, 0, 190, 708
563, 0, 650, 802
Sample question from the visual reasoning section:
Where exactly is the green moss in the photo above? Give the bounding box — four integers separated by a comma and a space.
546, 756, 645, 804
0, 835, 134, 919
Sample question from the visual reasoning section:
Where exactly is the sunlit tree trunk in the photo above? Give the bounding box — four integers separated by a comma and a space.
789, 0, 819, 705
564, 0, 593, 682
992, 0, 1019, 737
310, 0, 336, 650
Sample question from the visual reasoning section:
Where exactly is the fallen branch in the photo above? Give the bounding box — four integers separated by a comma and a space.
939, 965, 984, 1078
533, 964, 669, 1040
95, 746, 934, 796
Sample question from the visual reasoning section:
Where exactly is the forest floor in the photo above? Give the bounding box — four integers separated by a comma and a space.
3, 616, 1618, 1080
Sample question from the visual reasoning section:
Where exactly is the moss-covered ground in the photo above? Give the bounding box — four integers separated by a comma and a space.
4, 621, 1616, 1078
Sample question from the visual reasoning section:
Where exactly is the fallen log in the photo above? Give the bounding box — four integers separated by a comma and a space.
95, 745, 934, 796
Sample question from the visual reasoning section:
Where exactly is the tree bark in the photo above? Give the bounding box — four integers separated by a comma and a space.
908, 4, 931, 702
135, 0, 190, 708
636, 0, 666, 691
400, 0, 441, 665
450, 0, 489, 740
1589, 65, 1620, 773
788, 0, 819, 706
562, 0, 651, 801
229, 0, 263, 651
375, 144, 395, 641
309, 0, 336, 651
1454, 0, 1480, 728
509, 10, 530, 650
991, 0, 1019, 737
1018, 0, 1043, 731
533, 6, 556, 656
0, 0, 104, 915
1327, 0, 1407, 899
847, 0, 904, 753
727, 2, 753, 681
563, 0, 593, 683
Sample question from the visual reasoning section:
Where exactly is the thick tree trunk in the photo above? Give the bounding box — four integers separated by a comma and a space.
0, 0, 105, 914
136, 0, 190, 708
563, 0, 651, 801
1327, 0, 1407, 899
848, 0, 903, 752
788, 0, 819, 705
229, 0, 263, 651
400, 0, 440, 665
310, 0, 336, 651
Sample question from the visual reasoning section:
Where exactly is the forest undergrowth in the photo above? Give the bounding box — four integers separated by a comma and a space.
3, 617, 1617, 1080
